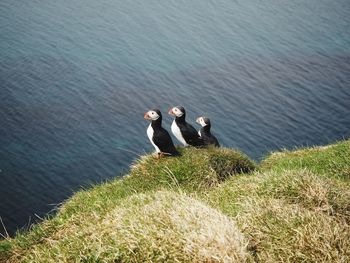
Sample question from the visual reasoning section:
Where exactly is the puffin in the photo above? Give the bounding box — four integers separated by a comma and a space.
168, 106, 204, 147
196, 116, 220, 147
144, 109, 180, 157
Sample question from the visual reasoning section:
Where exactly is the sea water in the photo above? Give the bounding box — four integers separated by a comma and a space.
1, 0, 349, 236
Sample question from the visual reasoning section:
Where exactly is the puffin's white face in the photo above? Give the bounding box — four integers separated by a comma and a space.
196, 117, 207, 127
144, 110, 160, 121
169, 107, 184, 117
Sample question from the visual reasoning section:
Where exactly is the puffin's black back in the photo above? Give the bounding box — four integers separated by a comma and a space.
199, 118, 220, 147
153, 129, 180, 155
151, 110, 179, 156
177, 121, 204, 146
175, 108, 204, 147
199, 127, 220, 147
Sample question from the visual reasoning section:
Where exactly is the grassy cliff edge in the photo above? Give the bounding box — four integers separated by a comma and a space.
1, 141, 349, 262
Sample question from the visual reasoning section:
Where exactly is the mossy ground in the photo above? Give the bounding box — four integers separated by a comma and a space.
1, 141, 349, 262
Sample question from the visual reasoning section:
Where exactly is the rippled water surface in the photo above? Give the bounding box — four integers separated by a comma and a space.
1, 0, 350, 236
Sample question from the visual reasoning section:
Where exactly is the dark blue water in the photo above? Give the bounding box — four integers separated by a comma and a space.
1, 0, 350, 237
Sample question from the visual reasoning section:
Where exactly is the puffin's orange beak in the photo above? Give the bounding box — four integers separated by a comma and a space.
168, 108, 174, 116
144, 112, 151, 120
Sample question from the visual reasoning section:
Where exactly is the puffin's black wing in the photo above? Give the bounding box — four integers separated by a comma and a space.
199, 128, 220, 147
206, 135, 220, 147
153, 127, 180, 156
180, 123, 204, 147
212, 136, 220, 147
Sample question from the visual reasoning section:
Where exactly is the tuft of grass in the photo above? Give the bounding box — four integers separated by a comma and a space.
208, 148, 255, 181
236, 198, 350, 263
202, 169, 350, 262
11, 191, 251, 263
129, 146, 256, 191
205, 169, 350, 262
258, 170, 350, 219
0, 240, 11, 261
260, 140, 350, 179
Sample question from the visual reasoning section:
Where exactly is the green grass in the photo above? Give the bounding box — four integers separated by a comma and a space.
260, 140, 350, 179
1, 141, 350, 262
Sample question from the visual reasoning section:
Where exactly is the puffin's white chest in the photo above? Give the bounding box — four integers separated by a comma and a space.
147, 124, 160, 152
171, 120, 188, 146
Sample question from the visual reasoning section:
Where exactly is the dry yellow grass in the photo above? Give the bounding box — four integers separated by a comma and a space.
206, 169, 350, 263
255, 169, 350, 217
13, 191, 250, 263
236, 198, 350, 263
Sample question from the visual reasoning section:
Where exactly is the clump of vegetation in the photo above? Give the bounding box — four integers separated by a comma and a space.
258, 170, 350, 218
237, 198, 350, 262
107, 191, 249, 262
129, 146, 256, 190
261, 140, 350, 179
208, 148, 255, 181
206, 169, 350, 262
9, 191, 250, 262
1, 140, 350, 262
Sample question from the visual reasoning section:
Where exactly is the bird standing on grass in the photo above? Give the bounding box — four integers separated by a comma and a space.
168, 106, 204, 147
144, 109, 180, 158
196, 116, 220, 147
